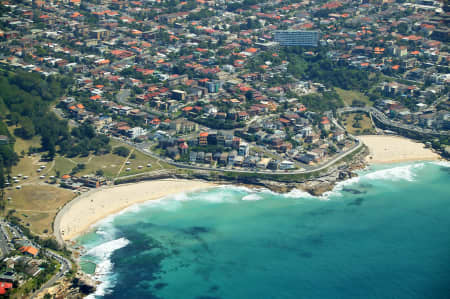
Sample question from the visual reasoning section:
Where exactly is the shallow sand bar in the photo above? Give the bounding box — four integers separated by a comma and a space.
56, 179, 214, 241
360, 135, 440, 164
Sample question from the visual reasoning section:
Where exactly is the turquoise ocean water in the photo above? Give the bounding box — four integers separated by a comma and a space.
78, 161, 450, 299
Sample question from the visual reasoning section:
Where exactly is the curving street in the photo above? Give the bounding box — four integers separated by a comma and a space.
338, 106, 450, 137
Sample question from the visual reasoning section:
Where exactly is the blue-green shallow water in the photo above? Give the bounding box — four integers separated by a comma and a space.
78, 162, 450, 299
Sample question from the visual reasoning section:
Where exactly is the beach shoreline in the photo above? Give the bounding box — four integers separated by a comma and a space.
359, 135, 441, 164
54, 179, 216, 243
55, 135, 443, 244
52, 135, 447, 299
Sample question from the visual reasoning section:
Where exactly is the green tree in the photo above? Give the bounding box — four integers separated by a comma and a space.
0, 166, 5, 202
47, 140, 56, 161
113, 146, 130, 157
14, 117, 35, 139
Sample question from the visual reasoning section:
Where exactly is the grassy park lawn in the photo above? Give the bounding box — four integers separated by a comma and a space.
49, 140, 171, 178
10, 155, 42, 179
117, 149, 165, 177
13, 135, 41, 154
4, 185, 75, 235
336, 88, 372, 107
4, 136, 172, 236
51, 156, 77, 177
341, 112, 376, 135
63, 153, 124, 178
7, 126, 52, 180
7, 125, 42, 154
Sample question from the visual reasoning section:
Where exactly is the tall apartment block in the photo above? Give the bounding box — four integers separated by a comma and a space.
274, 30, 320, 47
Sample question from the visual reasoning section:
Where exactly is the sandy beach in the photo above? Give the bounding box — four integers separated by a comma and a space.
359, 135, 440, 164
55, 136, 441, 242
55, 179, 215, 242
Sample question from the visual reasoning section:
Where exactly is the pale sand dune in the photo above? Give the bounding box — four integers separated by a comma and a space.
359, 135, 440, 164
56, 179, 214, 241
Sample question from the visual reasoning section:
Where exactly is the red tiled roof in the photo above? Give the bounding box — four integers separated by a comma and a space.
0, 282, 13, 295
19, 246, 38, 256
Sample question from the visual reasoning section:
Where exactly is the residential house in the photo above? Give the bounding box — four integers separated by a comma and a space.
257, 157, 271, 169
198, 132, 209, 145
238, 143, 250, 157
19, 246, 39, 257
279, 160, 295, 170
170, 119, 199, 133
128, 127, 147, 138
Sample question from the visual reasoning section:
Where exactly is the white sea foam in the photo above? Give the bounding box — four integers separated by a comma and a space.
218, 185, 255, 193
314, 163, 426, 199
86, 237, 129, 259
203, 189, 239, 203
279, 176, 363, 201
431, 160, 450, 167
92, 215, 119, 241
242, 194, 262, 201
282, 189, 316, 199
85, 237, 130, 298
335, 176, 361, 188
169, 192, 190, 201
226, 183, 333, 201
120, 192, 189, 213
319, 176, 362, 199
363, 163, 424, 182
221, 185, 279, 196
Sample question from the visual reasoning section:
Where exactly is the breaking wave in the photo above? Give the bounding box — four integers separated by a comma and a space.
242, 194, 262, 201
197, 188, 238, 203
77, 161, 444, 299
92, 215, 120, 241
218, 185, 255, 193
85, 237, 130, 298
282, 188, 316, 199
362, 163, 424, 182
432, 160, 450, 168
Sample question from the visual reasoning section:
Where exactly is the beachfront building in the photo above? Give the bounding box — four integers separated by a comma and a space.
279, 160, 295, 170
127, 127, 147, 139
